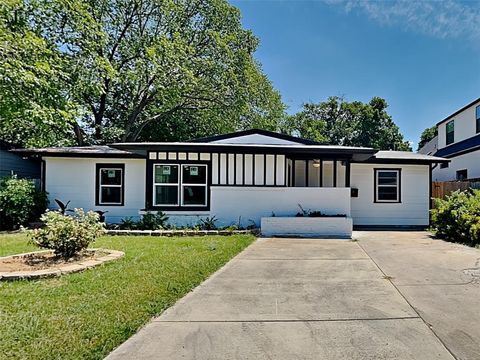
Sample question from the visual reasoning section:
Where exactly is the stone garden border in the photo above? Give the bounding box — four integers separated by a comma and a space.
105, 229, 259, 236
0, 249, 124, 281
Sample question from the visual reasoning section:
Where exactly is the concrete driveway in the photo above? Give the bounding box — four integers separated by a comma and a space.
107, 232, 480, 360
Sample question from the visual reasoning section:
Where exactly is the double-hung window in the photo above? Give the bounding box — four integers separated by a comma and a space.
375, 169, 400, 203
476, 105, 480, 133
96, 164, 124, 206
153, 164, 208, 208
446, 120, 455, 145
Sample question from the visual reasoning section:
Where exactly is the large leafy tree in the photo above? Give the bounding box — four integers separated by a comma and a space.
18, 0, 284, 145
0, 0, 78, 147
284, 96, 411, 151
417, 125, 438, 151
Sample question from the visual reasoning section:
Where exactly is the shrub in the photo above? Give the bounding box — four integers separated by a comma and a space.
140, 211, 169, 230
0, 176, 48, 230
198, 216, 218, 230
30, 209, 105, 258
431, 189, 480, 246
119, 217, 138, 230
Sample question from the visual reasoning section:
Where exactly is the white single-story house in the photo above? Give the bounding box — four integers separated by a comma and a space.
15, 129, 448, 235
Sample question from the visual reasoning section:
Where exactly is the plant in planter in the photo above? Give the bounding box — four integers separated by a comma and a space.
140, 211, 169, 230
119, 216, 138, 230
30, 209, 105, 259
198, 216, 218, 230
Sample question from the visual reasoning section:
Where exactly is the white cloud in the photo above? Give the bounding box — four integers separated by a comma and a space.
325, 0, 480, 42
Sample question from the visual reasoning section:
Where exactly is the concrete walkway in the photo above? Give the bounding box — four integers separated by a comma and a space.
107, 232, 480, 360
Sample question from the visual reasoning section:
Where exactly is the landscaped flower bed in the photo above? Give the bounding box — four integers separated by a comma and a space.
0, 248, 124, 281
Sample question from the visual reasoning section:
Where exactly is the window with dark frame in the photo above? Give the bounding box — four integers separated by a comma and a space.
96, 164, 124, 206
153, 163, 208, 207
446, 120, 455, 145
476, 105, 480, 133
456, 169, 468, 181
440, 162, 449, 169
375, 169, 400, 203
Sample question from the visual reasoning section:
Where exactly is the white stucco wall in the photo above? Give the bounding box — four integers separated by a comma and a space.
432, 150, 480, 181
261, 217, 353, 238
350, 163, 430, 226
437, 99, 480, 149
44, 157, 146, 223
209, 187, 351, 228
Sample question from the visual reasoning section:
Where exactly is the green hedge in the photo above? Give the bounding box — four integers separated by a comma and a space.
431, 189, 480, 246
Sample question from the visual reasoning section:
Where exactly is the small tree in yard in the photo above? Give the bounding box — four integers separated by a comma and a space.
30, 209, 105, 259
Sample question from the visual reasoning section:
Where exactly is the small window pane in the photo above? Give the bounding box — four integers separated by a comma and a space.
378, 187, 398, 201
155, 185, 178, 205
183, 186, 206, 205
476, 106, 480, 133
456, 170, 468, 181
154, 165, 178, 184
182, 165, 207, 184
378, 171, 398, 185
101, 187, 121, 203
101, 169, 122, 185
446, 120, 454, 145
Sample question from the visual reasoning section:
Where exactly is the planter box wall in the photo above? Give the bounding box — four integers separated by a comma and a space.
261, 217, 353, 238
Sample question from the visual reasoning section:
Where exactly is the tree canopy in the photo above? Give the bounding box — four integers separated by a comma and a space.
283, 96, 412, 151
417, 125, 438, 151
0, 0, 285, 147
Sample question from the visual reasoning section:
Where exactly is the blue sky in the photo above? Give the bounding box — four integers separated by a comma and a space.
231, 0, 480, 148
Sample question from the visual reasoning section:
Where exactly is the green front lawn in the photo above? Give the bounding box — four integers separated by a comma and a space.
0, 233, 255, 359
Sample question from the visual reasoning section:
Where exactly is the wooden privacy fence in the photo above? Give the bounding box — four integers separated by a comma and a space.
432, 180, 480, 203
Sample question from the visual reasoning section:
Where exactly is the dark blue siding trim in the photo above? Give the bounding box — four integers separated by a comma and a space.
434, 133, 480, 158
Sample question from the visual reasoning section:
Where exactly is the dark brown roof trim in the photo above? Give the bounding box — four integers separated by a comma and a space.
436, 97, 480, 126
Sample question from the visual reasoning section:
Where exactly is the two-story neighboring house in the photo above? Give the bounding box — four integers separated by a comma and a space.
419, 97, 480, 181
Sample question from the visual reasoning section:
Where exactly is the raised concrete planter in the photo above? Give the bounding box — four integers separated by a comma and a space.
261, 217, 353, 238
0, 249, 124, 281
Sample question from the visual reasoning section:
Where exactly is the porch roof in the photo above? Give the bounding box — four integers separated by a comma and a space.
111, 142, 377, 161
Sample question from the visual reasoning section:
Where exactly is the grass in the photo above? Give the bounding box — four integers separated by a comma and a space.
0, 232, 255, 359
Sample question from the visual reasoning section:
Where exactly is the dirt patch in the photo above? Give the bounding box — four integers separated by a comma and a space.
0, 249, 110, 272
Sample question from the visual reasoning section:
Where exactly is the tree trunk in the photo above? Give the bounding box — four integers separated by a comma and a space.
73, 123, 84, 146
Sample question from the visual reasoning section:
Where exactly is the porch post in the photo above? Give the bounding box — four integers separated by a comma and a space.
319, 159, 323, 187
345, 160, 351, 187
333, 160, 337, 187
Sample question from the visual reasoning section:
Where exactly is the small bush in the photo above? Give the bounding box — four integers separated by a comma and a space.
30, 209, 105, 258
119, 217, 138, 230
198, 216, 218, 230
140, 211, 169, 230
0, 176, 48, 230
431, 189, 480, 246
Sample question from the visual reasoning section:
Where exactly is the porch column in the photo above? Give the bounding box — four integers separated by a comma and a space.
333, 160, 337, 187
345, 160, 351, 187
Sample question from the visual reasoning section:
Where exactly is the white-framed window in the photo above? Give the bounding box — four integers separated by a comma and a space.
181, 164, 208, 206
153, 164, 208, 207
96, 164, 124, 205
375, 169, 400, 203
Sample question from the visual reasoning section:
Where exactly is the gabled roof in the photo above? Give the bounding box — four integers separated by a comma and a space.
190, 129, 322, 145
434, 132, 480, 158
436, 96, 480, 126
